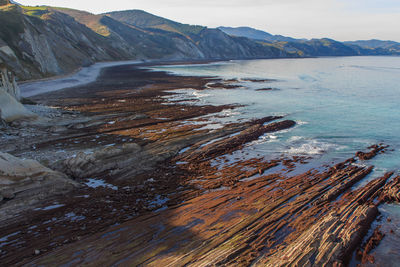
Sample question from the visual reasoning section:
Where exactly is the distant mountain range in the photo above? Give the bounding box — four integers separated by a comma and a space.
344, 40, 400, 53
218, 26, 400, 57
218, 26, 300, 43
0, 1, 399, 81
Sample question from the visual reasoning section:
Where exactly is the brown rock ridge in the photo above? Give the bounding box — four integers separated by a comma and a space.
379, 175, 400, 203
260, 171, 393, 267
22, 146, 399, 267
356, 144, 388, 161
1, 65, 398, 266
357, 226, 385, 264
176, 118, 294, 162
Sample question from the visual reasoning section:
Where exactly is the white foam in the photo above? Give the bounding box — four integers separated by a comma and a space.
220, 109, 241, 117
286, 140, 337, 155
296, 120, 309, 125
288, 136, 304, 142
193, 91, 211, 98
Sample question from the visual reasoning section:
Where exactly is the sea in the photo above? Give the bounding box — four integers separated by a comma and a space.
151, 56, 400, 265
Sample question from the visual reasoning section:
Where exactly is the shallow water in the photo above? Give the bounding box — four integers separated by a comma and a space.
152, 56, 400, 263
153, 57, 400, 169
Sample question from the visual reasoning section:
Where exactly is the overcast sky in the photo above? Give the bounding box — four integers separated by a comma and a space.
17, 0, 400, 42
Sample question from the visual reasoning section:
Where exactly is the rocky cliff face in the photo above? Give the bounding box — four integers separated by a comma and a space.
0, 5, 140, 80
106, 10, 287, 60
0, 65, 36, 122
0, 5, 292, 81
0, 67, 20, 100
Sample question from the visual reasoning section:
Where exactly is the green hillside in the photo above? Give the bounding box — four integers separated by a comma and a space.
106, 10, 205, 37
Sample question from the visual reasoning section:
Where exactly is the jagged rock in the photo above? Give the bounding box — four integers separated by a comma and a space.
57, 143, 143, 179
357, 226, 385, 264
0, 67, 37, 122
0, 109, 6, 127
0, 67, 20, 100
0, 152, 78, 225
379, 176, 400, 203
356, 144, 387, 160
0, 88, 37, 122
178, 119, 295, 162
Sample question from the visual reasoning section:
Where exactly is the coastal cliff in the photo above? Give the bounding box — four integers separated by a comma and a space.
1, 4, 398, 81
0, 4, 289, 81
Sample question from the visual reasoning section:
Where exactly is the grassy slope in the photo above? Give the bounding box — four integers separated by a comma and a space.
49, 7, 111, 36
105, 10, 205, 38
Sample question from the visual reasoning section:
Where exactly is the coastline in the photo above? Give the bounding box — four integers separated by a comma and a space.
18, 55, 400, 98
1, 60, 399, 266
18, 58, 229, 98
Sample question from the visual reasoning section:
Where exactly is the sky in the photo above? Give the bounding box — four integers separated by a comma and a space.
16, 0, 400, 42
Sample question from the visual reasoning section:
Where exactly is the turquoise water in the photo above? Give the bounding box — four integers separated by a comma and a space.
152, 56, 400, 264
154, 57, 400, 170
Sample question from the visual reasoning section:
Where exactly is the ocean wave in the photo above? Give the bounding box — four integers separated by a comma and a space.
296, 120, 309, 125
288, 136, 304, 142
192, 91, 211, 98
286, 140, 337, 155
220, 109, 241, 117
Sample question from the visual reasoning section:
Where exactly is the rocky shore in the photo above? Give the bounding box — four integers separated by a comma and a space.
0, 64, 399, 266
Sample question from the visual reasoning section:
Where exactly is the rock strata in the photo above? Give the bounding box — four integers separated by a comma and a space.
0, 66, 398, 266
379, 175, 400, 203
0, 152, 77, 225
19, 145, 397, 267
0, 67, 36, 122
357, 226, 385, 264
0, 67, 20, 100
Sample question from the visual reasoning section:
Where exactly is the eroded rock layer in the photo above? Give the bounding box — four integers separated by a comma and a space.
22, 145, 400, 267
0, 65, 398, 266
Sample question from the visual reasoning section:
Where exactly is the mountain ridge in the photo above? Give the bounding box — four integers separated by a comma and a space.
0, 4, 399, 81
218, 26, 299, 43
217, 26, 400, 57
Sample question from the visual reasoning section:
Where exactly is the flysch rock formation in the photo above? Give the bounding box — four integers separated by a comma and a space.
1, 64, 399, 266
0, 152, 78, 225
0, 67, 20, 100
0, 66, 36, 122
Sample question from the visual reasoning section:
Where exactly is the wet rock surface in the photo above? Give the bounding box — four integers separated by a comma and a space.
0, 64, 399, 266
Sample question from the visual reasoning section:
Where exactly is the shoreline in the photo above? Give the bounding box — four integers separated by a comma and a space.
18, 58, 229, 98
19, 55, 399, 98
1, 62, 399, 266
